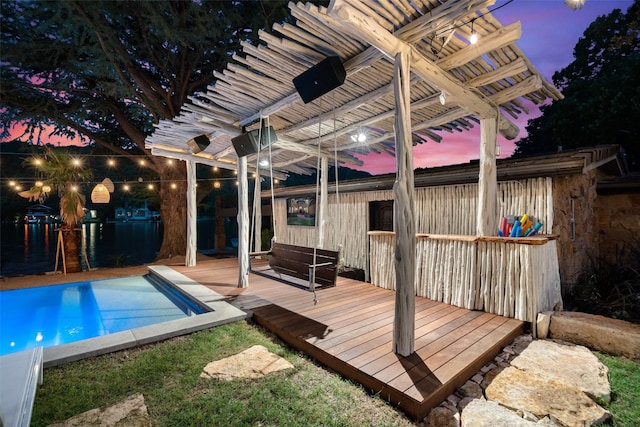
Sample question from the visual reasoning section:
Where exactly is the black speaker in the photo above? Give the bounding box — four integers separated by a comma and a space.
187, 134, 210, 154
293, 56, 346, 104
231, 126, 278, 157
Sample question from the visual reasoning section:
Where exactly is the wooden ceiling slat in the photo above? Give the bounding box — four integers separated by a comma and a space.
146, 0, 559, 178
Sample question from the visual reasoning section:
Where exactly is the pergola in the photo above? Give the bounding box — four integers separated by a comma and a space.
145, 0, 561, 355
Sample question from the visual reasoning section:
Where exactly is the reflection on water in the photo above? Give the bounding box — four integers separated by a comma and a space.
0, 220, 217, 277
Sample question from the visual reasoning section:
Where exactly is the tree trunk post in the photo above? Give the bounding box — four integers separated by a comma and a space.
253, 168, 262, 252
186, 159, 197, 267
477, 117, 498, 236
318, 155, 329, 249
392, 49, 416, 356
237, 155, 249, 288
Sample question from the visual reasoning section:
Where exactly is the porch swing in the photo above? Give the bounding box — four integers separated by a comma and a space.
248, 113, 342, 300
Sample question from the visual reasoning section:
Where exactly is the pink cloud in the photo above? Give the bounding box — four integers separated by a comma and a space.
2, 122, 85, 146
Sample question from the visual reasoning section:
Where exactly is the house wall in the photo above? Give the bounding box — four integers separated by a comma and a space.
551, 174, 599, 283
594, 191, 640, 265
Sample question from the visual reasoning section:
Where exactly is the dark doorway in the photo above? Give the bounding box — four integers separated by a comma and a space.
369, 200, 394, 231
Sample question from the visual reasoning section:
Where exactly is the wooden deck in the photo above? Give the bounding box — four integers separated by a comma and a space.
173, 258, 524, 420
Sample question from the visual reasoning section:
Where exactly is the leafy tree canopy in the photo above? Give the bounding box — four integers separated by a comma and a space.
0, 0, 294, 258
513, 1, 640, 171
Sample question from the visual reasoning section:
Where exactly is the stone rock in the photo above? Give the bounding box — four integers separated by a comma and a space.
47, 393, 150, 427
536, 312, 553, 338
510, 339, 610, 403
485, 366, 609, 427
458, 380, 483, 399
549, 311, 640, 360
200, 344, 294, 380
425, 406, 459, 427
512, 334, 534, 355
461, 399, 538, 427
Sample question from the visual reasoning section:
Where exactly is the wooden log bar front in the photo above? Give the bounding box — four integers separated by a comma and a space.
368, 231, 562, 335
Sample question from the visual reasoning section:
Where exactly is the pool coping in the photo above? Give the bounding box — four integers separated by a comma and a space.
43, 265, 248, 367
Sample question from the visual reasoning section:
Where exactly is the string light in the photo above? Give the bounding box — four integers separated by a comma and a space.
171, 183, 177, 189
351, 129, 367, 143
469, 18, 478, 44
107, 159, 116, 167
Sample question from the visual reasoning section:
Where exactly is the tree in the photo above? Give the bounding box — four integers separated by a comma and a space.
0, 0, 292, 260
513, 1, 640, 170
19, 149, 92, 272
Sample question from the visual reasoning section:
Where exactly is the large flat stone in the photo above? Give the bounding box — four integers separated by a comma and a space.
461, 399, 551, 427
549, 312, 640, 360
47, 393, 150, 427
510, 340, 610, 403
485, 367, 609, 427
200, 344, 294, 380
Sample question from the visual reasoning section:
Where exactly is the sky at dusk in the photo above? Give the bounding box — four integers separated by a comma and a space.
2, 0, 634, 175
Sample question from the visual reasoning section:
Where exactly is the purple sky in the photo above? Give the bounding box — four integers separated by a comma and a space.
352, 0, 634, 174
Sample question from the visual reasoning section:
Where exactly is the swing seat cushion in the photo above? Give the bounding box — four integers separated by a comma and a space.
250, 243, 340, 290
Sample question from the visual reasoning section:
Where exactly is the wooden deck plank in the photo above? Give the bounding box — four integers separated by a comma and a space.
174, 258, 524, 421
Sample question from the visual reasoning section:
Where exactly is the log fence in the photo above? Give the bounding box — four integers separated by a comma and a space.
368, 231, 562, 334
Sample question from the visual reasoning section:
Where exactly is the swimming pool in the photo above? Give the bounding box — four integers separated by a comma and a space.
0, 274, 209, 356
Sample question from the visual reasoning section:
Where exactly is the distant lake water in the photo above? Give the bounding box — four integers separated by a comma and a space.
0, 220, 221, 277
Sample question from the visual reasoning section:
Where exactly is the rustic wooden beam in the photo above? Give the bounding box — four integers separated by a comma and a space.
392, 49, 416, 357
465, 58, 528, 87
489, 75, 543, 106
186, 159, 197, 267
238, 155, 249, 288
477, 117, 498, 236
436, 22, 522, 71
327, 1, 497, 120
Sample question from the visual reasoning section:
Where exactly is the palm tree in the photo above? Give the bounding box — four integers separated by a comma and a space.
20, 148, 92, 273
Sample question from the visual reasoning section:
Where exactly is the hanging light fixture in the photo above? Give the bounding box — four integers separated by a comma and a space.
439, 91, 446, 106
469, 18, 478, 45
91, 183, 110, 203
351, 128, 367, 143
564, 0, 586, 10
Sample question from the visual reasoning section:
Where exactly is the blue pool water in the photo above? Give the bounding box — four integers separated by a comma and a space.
0, 275, 207, 356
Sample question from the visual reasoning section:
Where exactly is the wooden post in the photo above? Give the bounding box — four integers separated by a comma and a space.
253, 168, 262, 252
318, 156, 329, 248
392, 49, 416, 356
186, 159, 197, 267
477, 117, 498, 236
237, 155, 249, 288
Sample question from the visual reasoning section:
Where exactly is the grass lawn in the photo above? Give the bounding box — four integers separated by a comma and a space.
32, 321, 414, 427
596, 352, 640, 426
31, 320, 640, 426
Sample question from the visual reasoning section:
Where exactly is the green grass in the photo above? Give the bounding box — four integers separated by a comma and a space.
597, 352, 640, 426
30, 322, 640, 426
32, 321, 413, 427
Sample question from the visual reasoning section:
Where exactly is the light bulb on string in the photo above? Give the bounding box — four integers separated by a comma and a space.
469, 19, 478, 44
